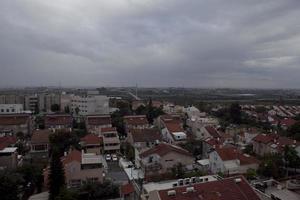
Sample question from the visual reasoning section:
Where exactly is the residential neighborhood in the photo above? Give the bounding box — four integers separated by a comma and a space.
1, 89, 300, 200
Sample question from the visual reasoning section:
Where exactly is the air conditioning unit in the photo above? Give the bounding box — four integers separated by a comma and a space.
191, 177, 196, 183
186, 187, 195, 193
184, 178, 190, 185
167, 190, 176, 196
235, 178, 242, 183
178, 179, 184, 186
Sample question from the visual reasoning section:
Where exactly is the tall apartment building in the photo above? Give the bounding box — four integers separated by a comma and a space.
24, 95, 39, 112
0, 94, 24, 105
70, 95, 110, 115
38, 93, 61, 112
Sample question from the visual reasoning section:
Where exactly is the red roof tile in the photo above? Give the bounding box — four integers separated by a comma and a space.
31, 130, 51, 144
0, 114, 30, 125
140, 143, 192, 158
86, 115, 111, 126
280, 118, 297, 127
80, 134, 103, 145
129, 128, 161, 143
205, 126, 220, 138
0, 136, 17, 150
124, 115, 149, 126
45, 114, 72, 126
215, 147, 239, 161
62, 150, 81, 165
252, 134, 277, 144
164, 122, 183, 133
101, 127, 117, 133
158, 176, 260, 200
120, 183, 135, 195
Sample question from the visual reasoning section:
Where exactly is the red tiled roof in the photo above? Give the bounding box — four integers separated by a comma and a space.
120, 183, 135, 195
0, 136, 17, 150
238, 154, 260, 165
31, 130, 51, 144
45, 114, 72, 126
205, 138, 224, 147
86, 115, 111, 126
129, 128, 161, 143
280, 118, 297, 127
80, 134, 103, 145
140, 143, 192, 158
124, 115, 149, 126
0, 114, 30, 125
101, 127, 117, 133
161, 115, 182, 124
205, 126, 220, 138
158, 176, 260, 200
252, 134, 277, 144
215, 147, 239, 161
62, 150, 81, 165
164, 122, 183, 133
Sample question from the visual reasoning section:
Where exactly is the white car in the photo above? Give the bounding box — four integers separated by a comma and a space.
105, 154, 111, 161
112, 154, 118, 161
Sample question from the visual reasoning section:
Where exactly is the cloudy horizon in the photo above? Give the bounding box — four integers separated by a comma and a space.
1, 0, 300, 89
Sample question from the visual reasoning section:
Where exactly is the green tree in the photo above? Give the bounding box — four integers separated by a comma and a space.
51, 104, 61, 112
287, 122, 300, 140
79, 180, 119, 200
17, 164, 44, 193
55, 188, 78, 200
48, 149, 65, 200
257, 154, 284, 178
171, 163, 185, 178
246, 168, 257, 180
146, 98, 154, 124
64, 106, 70, 114
230, 102, 242, 124
49, 131, 80, 156
0, 170, 23, 200
283, 145, 300, 173
121, 142, 135, 162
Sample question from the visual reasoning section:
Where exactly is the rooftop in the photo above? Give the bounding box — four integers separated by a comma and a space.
157, 176, 260, 200
124, 115, 149, 126
129, 128, 161, 143
140, 143, 192, 158
86, 115, 111, 125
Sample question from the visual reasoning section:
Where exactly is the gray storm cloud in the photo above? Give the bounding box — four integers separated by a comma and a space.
0, 0, 299, 88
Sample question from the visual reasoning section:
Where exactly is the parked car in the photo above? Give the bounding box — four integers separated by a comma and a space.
112, 154, 118, 161
105, 154, 111, 161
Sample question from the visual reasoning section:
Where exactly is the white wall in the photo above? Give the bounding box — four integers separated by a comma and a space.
0, 104, 24, 114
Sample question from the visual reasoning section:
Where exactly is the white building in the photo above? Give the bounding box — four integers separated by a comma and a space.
0, 104, 24, 114
71, 95, 110, 115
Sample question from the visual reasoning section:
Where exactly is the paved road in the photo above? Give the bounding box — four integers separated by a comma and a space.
106, 161, 128, 184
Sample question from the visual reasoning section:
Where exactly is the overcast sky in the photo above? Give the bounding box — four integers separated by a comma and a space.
0, 0, 300, 88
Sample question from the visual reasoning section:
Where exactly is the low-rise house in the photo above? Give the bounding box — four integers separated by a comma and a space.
101, 127, 120, 153
85, 115, 112, 134
146, 176, 261, 200
0, 114, 32, 136
187, 116, 218, 139
0, 136, 18, 169
80, 134, 103, 154
161, 122, 187, 144
124, 115, 149, 132
280, 118, 297, 130
44, 114, 72, 131
139, 143, 194, 177
209, 147, 259, 175
30, 129, 51, 160
44, 150, 104, 188
199, 126, 220, 140
127, 128, 162, 168
252, 134, 300, 156
202, 137, 226, 158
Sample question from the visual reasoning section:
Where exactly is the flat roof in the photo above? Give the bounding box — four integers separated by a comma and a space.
0, 147, 17, 153
143, 175, 218, 193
